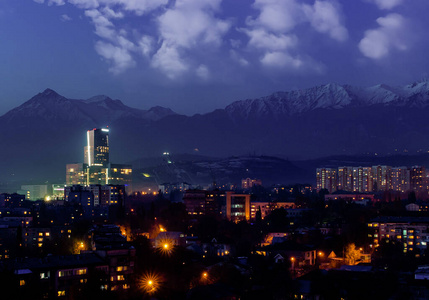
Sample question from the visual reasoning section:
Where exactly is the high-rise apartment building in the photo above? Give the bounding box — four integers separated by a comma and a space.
84, 128, 109, 167
391, 167, 410, 193
410, 166, 426, 191
352, 167, 373, 193
372, 165, 392, 191
316, 168, 337, 193
337, 166, 353, 191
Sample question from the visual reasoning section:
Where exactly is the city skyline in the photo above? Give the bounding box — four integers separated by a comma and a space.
0, 0, 428, 116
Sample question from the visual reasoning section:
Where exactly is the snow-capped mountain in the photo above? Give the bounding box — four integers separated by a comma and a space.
2, 81, 429, 187
1, 88, 177, 125
225, 81, 429, 120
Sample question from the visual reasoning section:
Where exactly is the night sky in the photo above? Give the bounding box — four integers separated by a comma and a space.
0, 0, 428, 115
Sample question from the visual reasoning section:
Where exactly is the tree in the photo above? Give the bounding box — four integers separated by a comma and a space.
344, 243, 361, 265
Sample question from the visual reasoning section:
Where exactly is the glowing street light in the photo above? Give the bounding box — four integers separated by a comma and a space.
140, 272, 161, 295
290, 257, 295, 276
158, 238, 174, 256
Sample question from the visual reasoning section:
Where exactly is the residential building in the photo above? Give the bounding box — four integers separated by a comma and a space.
368, 216, 429, 253
391, 167, 410, 193
337, 166, 353, 191
316, 168, 337, 193
372, 165, 392, 191
226, 191, 250, 223
410, 166, 426, 191
241, 178, 262, 189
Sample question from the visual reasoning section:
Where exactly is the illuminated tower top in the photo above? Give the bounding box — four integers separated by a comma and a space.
84, 128, 109, 167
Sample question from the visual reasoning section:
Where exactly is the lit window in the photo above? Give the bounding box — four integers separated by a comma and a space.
117, 275, 125, 281
76, 268, 87, 275
58, 290, 65, 297
20, 280, 25, 286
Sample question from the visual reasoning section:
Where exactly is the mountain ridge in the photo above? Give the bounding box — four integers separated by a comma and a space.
2, 80, 429, 186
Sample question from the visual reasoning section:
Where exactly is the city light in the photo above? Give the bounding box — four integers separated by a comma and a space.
158, 238, 174, 256
140, 272, 162, 294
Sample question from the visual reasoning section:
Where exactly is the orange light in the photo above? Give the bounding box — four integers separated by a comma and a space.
158, 238, 174, 256
140, 272, 161, 294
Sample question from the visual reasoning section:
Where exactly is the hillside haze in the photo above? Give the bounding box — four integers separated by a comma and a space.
1, 81, 429, 187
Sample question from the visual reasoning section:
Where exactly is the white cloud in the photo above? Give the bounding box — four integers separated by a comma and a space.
359, 13, 407, 59
60, 14, 72, 21
85, 9, 116, 40
157, 3, 230, 49
175, 0, 223, 11
242, 28, 297, 51
33, 0, 65, 5
108, 0, 168, 16
95, 41, 136, 74
151, 42, 189, 79
139, 36, 154, 57
68, 0, 99, 9
303, 0, 348, 42
369, 0, 403, 10
49, 0, 65, 5
230, 50, 249, 67
152, 0, 231, 78
196, 64, 210, 80
241, 0, 348, 72
68, 0, 168, 14
248, 0, 303, 33
260, 51, 302, 68
101, 6, 124, 19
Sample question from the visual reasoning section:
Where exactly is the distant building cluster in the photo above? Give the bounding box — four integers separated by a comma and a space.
66, 128, 132, 192
316, 165, 426, 193
183, 189, 297, 223
368, 217, 429, 253
241, 178, 262, 189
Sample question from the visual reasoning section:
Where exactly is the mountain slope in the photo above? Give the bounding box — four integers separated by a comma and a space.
1, 88, 177, 125
225, 81, 429, 120
2, 81, 429, 188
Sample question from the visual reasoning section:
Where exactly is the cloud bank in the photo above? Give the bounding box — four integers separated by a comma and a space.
31, 0, 415, 79
359, 13, 408, 59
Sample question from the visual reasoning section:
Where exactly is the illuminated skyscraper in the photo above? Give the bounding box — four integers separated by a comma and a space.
66, 128, 132, 192
84, 128, 109, 167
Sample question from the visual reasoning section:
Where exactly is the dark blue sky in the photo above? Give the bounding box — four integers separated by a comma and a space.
0, 0, 428, 115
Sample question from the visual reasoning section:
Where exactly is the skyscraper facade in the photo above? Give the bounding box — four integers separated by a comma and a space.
66, 128, 132, 192
84, 128, 109, 167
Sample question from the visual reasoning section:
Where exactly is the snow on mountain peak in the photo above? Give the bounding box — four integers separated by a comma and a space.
225, 82, 429, 120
